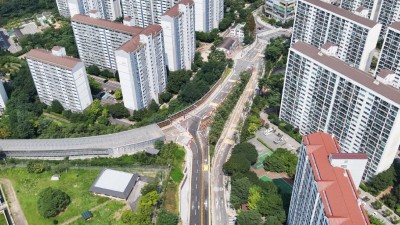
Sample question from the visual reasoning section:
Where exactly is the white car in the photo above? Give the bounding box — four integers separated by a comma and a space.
373, 212, 378, 216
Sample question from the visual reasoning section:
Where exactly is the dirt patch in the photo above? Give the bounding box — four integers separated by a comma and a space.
197, 43, 212, 61
251, 167, 291, 180
164, 183, 178, 212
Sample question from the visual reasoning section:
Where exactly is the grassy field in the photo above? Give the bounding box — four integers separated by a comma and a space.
0, 168, 104, 225
69, 201, 126, 225
0, 212, 8, 225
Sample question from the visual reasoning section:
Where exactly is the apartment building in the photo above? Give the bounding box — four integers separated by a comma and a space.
280, 41, 400, 180
376, 0, 400, 36
120, 0, 177, 28
25, 46, 93, 112
161, 0, 195, 71
194, 0, 224, 32
67, 0, 122, 20
340, 0, 381, 20
71, 12, 143, 70
115, 25, 167, 110
288, 132, 370, 225
292, 0, 381, 71
0, 82, 8, 115
375, 22, 400, 86
56, 0, 71, 17
265, 0, 296, 22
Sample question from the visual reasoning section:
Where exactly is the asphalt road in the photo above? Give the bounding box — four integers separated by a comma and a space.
89, 75, 121, 91
209, 27, 292, 225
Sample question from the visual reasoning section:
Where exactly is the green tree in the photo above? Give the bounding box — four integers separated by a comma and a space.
37, 187, 71, 218
223, 154, 251, 175
167, 70, 192, 94
88, 76, 102, 95
87, 65, 100, 75
156, 209, 179, 225
248, 186, 262, 210
264, 148, 298, 177
367, 166, 396, 195
50, 100, 64, 114
114, 89, 123, 100
107, 103, 129, 118
27, 161, 49, 173
230, 177, 252, 208
159, 92, 173, 104
237, 210, 262, 225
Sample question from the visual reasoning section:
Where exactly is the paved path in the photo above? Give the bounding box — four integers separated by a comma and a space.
0, 178, 28, 225
60, 199, 111, 225
359, 189, 398, 225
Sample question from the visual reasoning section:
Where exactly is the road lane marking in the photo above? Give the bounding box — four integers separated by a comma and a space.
203, 165, 209, 171
209, 102, 218, 107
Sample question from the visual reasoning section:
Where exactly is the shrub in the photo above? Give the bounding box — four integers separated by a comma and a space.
27, 161, 49, 174
37, 187, 71, 218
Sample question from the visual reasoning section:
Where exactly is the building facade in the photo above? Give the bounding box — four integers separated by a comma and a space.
67, 0, 122, 20
0, 82, 8, 115
375, 22, 400, 83
288, 132, 370, 225
71, 12, 143, 70
161, 0, 195, 71
194, 0, 224, 32
25, 46, 93, 112
56, 0, 71, 17
292, 0, 381, 71
340, 0, 381, 21
264, 0, 296, 22
120, 0, 177, 28
280, 41, 400, 180
115, 25, 167, 110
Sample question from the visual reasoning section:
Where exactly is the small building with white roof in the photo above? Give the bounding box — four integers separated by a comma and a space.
90, 169, 139, 199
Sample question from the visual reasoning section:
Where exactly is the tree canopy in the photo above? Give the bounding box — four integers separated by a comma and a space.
263, 148, 298, 177
37, 187, 71, 218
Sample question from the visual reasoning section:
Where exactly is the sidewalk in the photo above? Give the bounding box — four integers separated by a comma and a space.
359, 189, 398, 225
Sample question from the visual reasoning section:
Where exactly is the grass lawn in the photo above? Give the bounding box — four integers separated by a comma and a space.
0, 168, 104, 225
69, 201, 126, 225
0, 212, 8, 225
164, 182, 178, 213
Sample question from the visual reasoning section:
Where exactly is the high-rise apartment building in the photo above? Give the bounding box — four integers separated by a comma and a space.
340, 0, 400, 36
280, 41, 400, 180
115, 25, 167, 110
194, 0, 224, 32
67, 0, 122, 20
161, 0, 195, 71
288, 132, 370, 225
292, 0, 381, 71
340, 0, 381, 20
120, 0, 177, 28
25, 46, 93, 112
375, 22, 400, 84
71, 12, 143, 70
56, 0, 71, 17
0, 82, 8, 116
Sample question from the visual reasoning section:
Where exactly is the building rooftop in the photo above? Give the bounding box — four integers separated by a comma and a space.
378, 69, 395, 79
25, 49, 81, 70
180, 0, 194, 6
163, 4, 181, 17
0, 124, 164, 151
72, 14, 143, 35
90, 169, 138, 199
302, 0, 378, 28
303, 132, 370, 225
218, 37, 237, 50
117, 36, 143, 52
291, 41, 400, 105
140, 24, 163, 36
389, 21, 400, 32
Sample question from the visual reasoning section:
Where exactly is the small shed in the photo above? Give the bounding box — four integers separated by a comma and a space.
81, 210, 93, 221
145, 148, 160, 155
217, 37, 238, 53
51, 174, 60, 181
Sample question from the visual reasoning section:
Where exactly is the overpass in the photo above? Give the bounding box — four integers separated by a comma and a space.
0, 124, 164, 158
